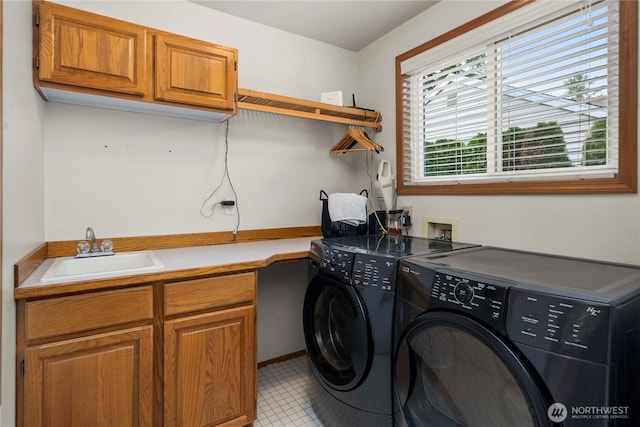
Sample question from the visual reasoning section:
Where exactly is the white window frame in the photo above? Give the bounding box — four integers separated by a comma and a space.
395, 0, 637, 195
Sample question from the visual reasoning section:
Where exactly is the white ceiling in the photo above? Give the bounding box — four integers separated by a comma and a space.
189, 1, 439, 51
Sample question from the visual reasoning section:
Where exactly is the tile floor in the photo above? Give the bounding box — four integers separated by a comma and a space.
255, 356, 324, 427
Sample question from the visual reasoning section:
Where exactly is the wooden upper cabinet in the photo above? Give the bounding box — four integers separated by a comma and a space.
36, 1, 147, 96
155, 34, 237, 111
33, 1, 238, 120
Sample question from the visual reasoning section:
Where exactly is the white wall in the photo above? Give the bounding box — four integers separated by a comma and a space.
44, 0, 372, 239
257, 259, 309, 363
43, 105, 370, 238
357, 0, 640, 265
2, 1, 46, 426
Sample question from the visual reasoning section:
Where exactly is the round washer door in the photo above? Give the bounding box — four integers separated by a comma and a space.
303, 275, 372, 391
395, 311, 552, 427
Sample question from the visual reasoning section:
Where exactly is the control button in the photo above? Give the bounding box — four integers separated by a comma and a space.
484, 287, 498, 300
454, 282, 474, 304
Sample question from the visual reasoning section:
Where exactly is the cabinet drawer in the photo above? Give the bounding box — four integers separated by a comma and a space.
25, 286, 153, 342
164, 272, 256, 316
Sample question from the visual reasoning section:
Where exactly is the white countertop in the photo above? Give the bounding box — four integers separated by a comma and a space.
20, 236, 319, 289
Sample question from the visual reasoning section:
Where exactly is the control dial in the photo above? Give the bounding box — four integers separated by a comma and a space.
454, 280, 474, 304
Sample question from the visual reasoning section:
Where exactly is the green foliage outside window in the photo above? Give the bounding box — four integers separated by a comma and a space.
503, 122, 572, 170
424, 121, 575, 176
584, 119, 607, 166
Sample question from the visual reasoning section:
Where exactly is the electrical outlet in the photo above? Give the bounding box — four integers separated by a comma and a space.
222, 200, 236, 215
423, 217, 458, 242
397, 205, 413, 227
399, 205, 413, 218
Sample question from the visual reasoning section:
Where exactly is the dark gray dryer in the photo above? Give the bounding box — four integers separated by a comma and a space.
394, 246, 640, 427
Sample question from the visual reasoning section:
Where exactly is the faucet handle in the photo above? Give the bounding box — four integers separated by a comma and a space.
101, 240, 114, 252
77, 241, 90, 254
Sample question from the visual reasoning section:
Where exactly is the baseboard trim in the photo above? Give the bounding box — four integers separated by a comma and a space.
258, 349, 307, 369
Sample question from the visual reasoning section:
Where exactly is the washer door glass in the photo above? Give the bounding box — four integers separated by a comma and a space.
303, 275, 372, 391
396, 312, 550, 427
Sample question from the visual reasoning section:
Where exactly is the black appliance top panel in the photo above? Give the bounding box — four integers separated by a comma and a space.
320, 234, 479, 258
405, 246, 640, 302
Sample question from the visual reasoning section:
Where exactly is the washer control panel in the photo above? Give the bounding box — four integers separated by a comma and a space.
352, 254, 397, 292
507, 289, 610, 363
319, 246, 354, 283
431, 272, 509, 332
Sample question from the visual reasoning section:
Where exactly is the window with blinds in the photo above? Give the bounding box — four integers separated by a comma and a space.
397, 0, 637, 194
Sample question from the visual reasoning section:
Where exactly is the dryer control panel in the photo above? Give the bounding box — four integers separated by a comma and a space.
430, 272, 509, 333
507, 289, 610, 363
352, 254, 397, 292
318, 246, 354, 283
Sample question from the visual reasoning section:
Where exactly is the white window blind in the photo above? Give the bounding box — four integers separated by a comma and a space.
401, 0, 619, 186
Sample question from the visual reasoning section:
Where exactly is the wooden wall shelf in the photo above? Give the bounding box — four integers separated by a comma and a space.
237, 88, 382, 131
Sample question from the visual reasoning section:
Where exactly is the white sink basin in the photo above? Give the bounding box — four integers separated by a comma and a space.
41, 251, 164, 283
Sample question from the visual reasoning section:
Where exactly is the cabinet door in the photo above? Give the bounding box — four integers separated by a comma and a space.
154, 34, 237, 110
24, 326, 153, 427
37, 2, 147, 96
164, 306, 256, 427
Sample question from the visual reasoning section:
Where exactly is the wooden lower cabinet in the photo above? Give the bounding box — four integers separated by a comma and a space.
24, 326, 154, 427
161, 272, 257, 427
17, 286, 155, 427
16, 273, 257, 427
163, 306, 256, 427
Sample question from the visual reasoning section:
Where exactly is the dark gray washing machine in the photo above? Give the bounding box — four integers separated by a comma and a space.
303, 234, 479, 427
394, 246, 640, 427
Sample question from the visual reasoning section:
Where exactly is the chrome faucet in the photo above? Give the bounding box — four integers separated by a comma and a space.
76, 226, 114, 258
85, 227, 98, 253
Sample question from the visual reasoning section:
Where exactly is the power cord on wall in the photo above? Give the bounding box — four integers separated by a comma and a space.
200, 119, 240, 238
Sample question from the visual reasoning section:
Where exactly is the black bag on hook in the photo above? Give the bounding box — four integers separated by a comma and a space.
319, 189, 369, 238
